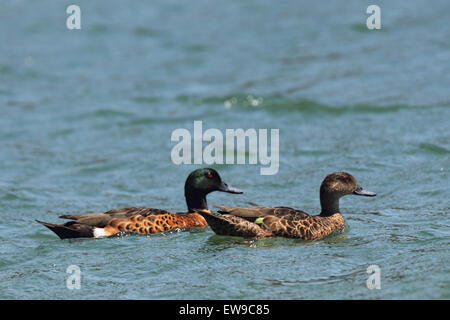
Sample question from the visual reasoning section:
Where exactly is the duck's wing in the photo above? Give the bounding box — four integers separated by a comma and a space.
261, 212, 344, 240
213, 205, 309, 220
37, 207, 172, 239
196, 210, 270, 238
210, 205, 321, 239
59, 207, 170, 227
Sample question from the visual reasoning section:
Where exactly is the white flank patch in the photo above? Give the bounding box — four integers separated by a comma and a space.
93, 228, 108, 238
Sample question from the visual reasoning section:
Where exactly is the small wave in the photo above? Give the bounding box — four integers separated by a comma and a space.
350, 23, 389, 33
0, 65, 14, 75
132, 96, 162, 104
123, 116, 193, 126
88, 24, 110, 34
73, 109, 135, 120
418, 143, 450, 155
119, 110, 224, 127
133, 27, 161, 38
176, 93, 421, 114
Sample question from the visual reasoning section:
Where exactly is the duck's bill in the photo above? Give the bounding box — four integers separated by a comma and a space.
353, 186, 376, 197
218, 181, 243, 194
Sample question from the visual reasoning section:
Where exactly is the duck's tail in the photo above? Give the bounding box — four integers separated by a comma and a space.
36, 220, 98, 239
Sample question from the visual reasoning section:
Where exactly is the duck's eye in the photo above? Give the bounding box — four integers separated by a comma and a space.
206, 172, 213, 179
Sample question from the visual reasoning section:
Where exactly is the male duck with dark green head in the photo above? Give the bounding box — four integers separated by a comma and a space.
199, 172, 376, 240
36, 168, 243, 239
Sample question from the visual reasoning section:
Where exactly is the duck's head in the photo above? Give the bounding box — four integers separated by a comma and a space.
184, 168, 243, 212
320, 172, 376, 216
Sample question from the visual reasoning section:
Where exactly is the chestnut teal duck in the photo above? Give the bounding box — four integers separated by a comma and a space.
36, 168, 243, 239
198, 172, 376, 240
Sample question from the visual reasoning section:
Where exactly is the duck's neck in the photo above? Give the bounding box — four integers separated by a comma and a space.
320, 193, 340, 217
185, 190, 208, 213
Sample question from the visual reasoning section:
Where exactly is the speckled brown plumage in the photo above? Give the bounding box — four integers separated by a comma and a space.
200, 206, 344, 240
36, 168, 243, 239
59, 207, 171, 227
201, 172, 376, 240
103, 211, 207, 236
37, 207, 208, 239
197, 209, 271, 238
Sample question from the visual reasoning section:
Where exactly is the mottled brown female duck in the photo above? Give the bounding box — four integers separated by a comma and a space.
198, 172, 375, 240
36, 168, 242, 239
